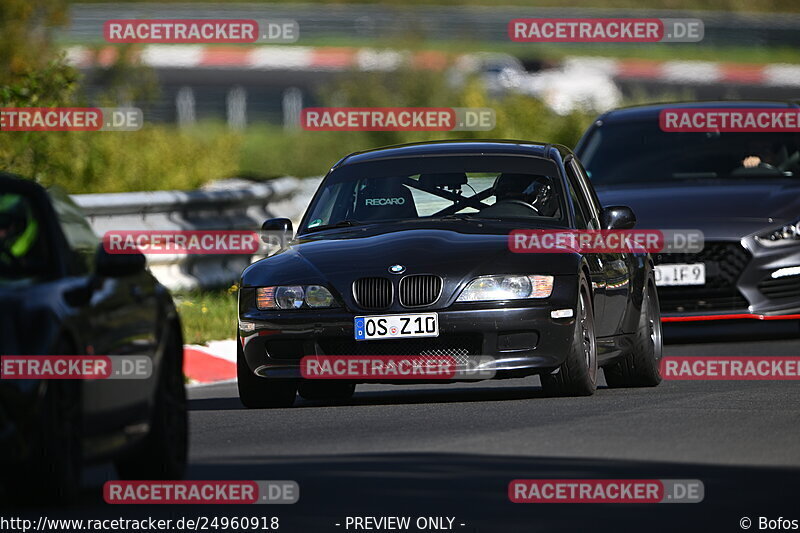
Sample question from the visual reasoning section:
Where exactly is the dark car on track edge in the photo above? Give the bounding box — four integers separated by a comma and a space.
237, 140, 663, 408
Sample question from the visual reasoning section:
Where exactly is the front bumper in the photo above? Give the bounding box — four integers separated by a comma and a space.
655, 238, 800, 322
239, 303, 578, 381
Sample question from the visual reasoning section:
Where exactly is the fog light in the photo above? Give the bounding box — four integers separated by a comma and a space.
551, 308, 574, 319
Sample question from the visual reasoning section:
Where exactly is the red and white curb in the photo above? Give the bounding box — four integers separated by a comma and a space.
65, 45, 449, 71
564, 56, 800, 87
64, 45, 800, 88
184, 339, 237, 385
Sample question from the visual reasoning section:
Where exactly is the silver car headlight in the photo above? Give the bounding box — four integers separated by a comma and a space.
756, 219, 800, 247
456, 275, 554, 302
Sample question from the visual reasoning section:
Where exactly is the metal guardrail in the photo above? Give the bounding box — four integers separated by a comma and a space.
72, 176, 321, 290
66, 3, 800, 48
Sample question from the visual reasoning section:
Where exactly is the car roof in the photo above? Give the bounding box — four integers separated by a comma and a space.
1, 171, 41, 186
596, 100, 800, 123
334, 140, 560, 168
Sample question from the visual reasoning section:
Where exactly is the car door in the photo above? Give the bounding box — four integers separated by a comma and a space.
568, 157, 631, 336
563, 163, 608, 333
49, 190, 159, 444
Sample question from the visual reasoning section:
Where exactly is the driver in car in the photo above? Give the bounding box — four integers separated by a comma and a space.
742, 141, 784, 170
491, 173, 559, 217
0, 193, 40, 272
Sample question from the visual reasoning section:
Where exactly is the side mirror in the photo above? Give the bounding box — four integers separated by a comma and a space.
599, 206, 636, 230
261, 218, 293, 248
95, 243, 147, 277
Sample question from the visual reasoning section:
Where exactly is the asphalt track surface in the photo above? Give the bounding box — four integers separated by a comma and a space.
15, 325, 800, 532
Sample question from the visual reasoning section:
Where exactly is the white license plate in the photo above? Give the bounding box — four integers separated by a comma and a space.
654, 263, 706, 286
354, 313, 439, 340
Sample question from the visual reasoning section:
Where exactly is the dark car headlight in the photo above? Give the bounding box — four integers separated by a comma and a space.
756, 219, 800, 247
456, 275, 553, 302
256, 285, 337, 310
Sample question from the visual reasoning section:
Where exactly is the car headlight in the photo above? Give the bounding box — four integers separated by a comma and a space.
256, 285, 337, 310
305, 285, 335, 308
456, 275, 553, 302
756, 219, 800, 247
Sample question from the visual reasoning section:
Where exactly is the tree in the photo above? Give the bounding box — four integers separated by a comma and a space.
0, 0, 71, 87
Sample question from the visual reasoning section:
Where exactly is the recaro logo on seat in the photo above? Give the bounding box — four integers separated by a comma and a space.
365, 197, 406, 206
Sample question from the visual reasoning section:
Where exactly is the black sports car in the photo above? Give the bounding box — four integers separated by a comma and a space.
575, 101, 800, 325
237, 141, 662, 408
0, 173, 187, 502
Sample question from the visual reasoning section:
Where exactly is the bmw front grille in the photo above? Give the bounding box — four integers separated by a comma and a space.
353, 277, 393, 310
353, 274, 442, 310
399, 274, 443, 307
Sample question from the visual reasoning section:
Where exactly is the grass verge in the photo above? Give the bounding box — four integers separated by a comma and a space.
174, 286, 239, 345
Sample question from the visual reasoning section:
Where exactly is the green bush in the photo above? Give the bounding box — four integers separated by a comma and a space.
1, 125, 242, 193
3, 61, 594, 191
239, 70, 594, 179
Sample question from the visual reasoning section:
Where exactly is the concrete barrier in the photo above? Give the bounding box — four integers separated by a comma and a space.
72, 176, 322, 290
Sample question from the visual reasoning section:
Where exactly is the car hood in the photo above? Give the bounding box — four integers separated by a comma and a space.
242, 223, 581, 289
595, 181, 800, 240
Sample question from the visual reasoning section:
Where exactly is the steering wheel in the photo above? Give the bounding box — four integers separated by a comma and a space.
488, 199, 540, 214
779, 151, 800, 172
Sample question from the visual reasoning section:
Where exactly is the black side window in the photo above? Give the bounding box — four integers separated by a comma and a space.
49, 188, 99, 275
565, 174, 590, 229
572, 159, 602, 215
566, 161, 599, 230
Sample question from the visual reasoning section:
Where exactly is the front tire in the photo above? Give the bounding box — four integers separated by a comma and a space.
603, 279, 663, 388
8, 336, 82, 504
10, 380, 83, 504
237, 341, 297, 408
541, 278, 597, 397
116, 325, 188, 480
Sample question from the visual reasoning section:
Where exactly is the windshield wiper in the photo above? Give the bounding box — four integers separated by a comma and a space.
430, 213, 510, 222
304, 219, 362, 233
432, 213, 473, 220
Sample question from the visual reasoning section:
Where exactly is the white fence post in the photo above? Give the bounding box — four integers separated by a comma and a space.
282, 87, 303, 130
227, 86, 247, 131
176, 86, 196, 127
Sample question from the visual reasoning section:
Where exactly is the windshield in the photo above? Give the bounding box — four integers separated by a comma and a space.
300, 155, 567, 233
579, 118, 800, 185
